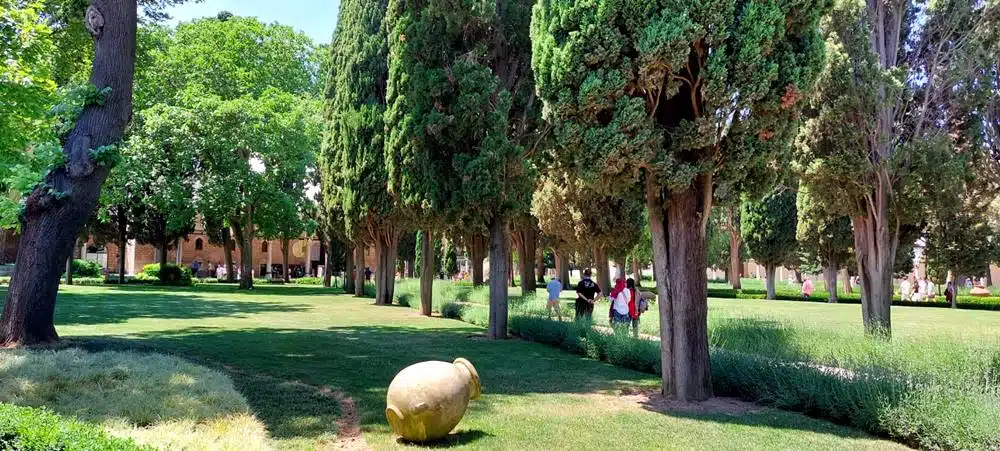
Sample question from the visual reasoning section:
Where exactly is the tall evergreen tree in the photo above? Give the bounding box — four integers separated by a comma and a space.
322, 0, 399, 304
741, 188, 799, 300
795, 185, 853, 302
532, 0, 829, 400
795, 0, 995, 335
385, 0, 539, 336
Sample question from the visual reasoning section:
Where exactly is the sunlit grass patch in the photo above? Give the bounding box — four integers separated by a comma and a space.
0, 348, 270, 450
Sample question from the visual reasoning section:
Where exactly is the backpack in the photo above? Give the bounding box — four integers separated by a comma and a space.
637, 293, 649, 314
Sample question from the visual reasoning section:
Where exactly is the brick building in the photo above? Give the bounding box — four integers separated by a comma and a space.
2, 224, 377, 279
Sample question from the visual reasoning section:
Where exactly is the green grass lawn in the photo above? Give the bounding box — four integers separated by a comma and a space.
1, 284, 906, 450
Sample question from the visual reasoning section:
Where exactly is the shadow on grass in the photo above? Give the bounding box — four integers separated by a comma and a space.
72, 318, 880, 444
397, 430, 492, 448
0, 287, 314, 326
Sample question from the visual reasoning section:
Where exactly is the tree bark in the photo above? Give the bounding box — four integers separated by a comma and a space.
663, 177, 713, 401
158, 239, 168, 270
842, 269, 852, 294
0, 229, 6, 264
222, 227, 235, 283
353, 244, 365, 297
419, 230, 434, 316
728, 206, 742, 290
535, 250, 545, 284
374, 227, 400, 306
469, 234, 485, 286
645, 176, 674, 398
631, 258, 642, 287
765, 264, 776, 300
594, 247, 611, 294
281, 237, 290, 283
487, 217, 509, 340
117, 221, 126, 284
344, 243, 355, 293
794, 270, 803, 284
230, 216, 255, 290
323, 239, 333, 288
852, 198, 896, 337
65, 254, 74, 286
507, 239, 515, 288
555, 252, 570, 286
515, 228, 537, 293
0, 0, 138, 346
822, 263, 838, 303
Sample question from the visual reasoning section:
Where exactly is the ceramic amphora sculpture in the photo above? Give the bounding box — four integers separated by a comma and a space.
385, 358, 481, 442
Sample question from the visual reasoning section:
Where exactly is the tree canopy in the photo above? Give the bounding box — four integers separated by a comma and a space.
532, 0, 829, 400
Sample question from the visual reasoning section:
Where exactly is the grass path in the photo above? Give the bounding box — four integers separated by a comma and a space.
31, 284, 908, 450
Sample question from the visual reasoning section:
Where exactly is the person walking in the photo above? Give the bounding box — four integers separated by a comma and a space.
801, 277, 814, 299
608, 278, 625, 320
546, 276, 563, 321
610, 279, 632, 329
575, 269, 601, 321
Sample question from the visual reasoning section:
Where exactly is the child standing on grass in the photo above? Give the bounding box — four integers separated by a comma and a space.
546, 276, 563, 321
611, 278, 638, 331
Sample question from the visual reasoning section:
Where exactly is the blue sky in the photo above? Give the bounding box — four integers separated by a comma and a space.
164, 0, 340, 44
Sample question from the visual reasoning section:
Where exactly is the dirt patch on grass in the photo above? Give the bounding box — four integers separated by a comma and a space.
619, 387, 764, 416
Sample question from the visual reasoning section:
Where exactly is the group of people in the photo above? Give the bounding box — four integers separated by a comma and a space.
544, 269, 648, 334
900, 276, 938, 302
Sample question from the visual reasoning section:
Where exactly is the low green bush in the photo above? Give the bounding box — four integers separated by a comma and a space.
0, 403, 149, 451
140, 263, 192, 286
441, 302, 465, 319
707, 287, 1000, 311
70, 259, 103, 277
293, 277, 323, 285
407, 274, 1000, 450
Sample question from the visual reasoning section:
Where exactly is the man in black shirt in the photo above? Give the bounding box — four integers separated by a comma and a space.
575, 269, 601, 321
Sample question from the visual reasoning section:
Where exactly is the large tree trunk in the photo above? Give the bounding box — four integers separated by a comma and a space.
664, 179, 713, 401
631, 257, 642, 287
852, 187, 896, 336
842, 269, 852, 294
646, 174, 713, 401
555, 252, 570, 285
645, 177, 674, 398
117, 220, 126, 284
514, 228, 537, 293
222, 227, 235, 283
507, 239, 515, 287
158, 239, 168, 270
728, 206, 742, 290
593, 247, 611, 294
794, 270, 803, 284
65, 254, 74, 286
765, 264, 776, 300
353, 244, 365, 297
469, 234, 485, 286
535, 250, 545, 284
323, 239, 333, 288
0, 229, 7, 264
822, 263, 838, 303
0, 0, 138, 346
419, 230, 434, 316
374, 227, 400, 306
281, 237, 290, 283
487, 217, 509, 340
231, 217, 255, 290
344, 243, 355, 293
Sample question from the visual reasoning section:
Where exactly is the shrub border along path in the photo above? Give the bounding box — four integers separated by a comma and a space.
401, 280, 1000, 451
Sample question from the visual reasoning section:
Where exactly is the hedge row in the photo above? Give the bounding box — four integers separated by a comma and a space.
502, 314, 1000, 450
0, 403, 149, 451
707, 288, 1000, 311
